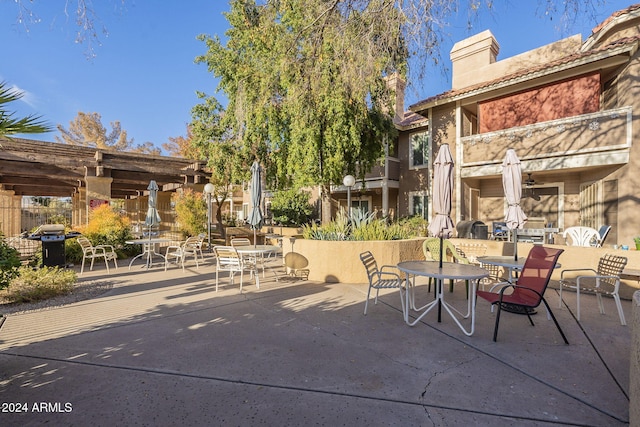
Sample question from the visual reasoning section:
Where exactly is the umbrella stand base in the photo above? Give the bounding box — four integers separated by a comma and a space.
500, 303, 537, 315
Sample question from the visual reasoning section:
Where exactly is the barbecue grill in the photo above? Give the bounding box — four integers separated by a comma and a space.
27, 224, 81, 267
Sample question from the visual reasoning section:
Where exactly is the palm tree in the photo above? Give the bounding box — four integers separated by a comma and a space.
0, 81, 51, 137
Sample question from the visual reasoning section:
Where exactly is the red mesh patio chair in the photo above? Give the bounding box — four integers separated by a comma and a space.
476, 246, 568, 343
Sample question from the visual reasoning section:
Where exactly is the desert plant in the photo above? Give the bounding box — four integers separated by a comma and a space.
173, 189, 207, 238
3, 266, 76, 303
0, 235, 21, 290
303, 209, 422, 241
351, 220, 411, 241
270, 189, 314, 226
397, 215, 429, 237
302, 208, 350, 240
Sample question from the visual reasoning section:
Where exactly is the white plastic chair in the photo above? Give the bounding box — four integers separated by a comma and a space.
562, 226, 600, 247
559, 254, 628, 325
213, 245, 258, 292
76, 236, 118, 275
165, 236, 200, 271
595, 225, 611, 248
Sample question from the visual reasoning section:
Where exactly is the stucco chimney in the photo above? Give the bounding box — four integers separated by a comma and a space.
450, 30, 500, 89
384, 73, 406, 122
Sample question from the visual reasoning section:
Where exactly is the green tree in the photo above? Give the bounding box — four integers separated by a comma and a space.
270, 189, 314, 227
56, 111, 160, 154
189, 93, 248, 238
0, 81, 51, 138
196, 0, 399, 222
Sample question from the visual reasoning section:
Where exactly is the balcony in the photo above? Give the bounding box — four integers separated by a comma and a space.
331, 157, 400, 193
460, 106, 631, 176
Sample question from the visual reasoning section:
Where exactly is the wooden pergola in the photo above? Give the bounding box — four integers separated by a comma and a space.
0, 137, 210, 198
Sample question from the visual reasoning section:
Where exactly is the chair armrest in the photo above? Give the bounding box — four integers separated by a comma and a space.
561, 268, 596, 279
497, 284, 515, 295
379, 265, 399, 274
576, 275, 621, 288
377, 271, 401, 281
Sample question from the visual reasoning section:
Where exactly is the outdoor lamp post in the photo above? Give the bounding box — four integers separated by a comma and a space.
204, 183, 214, 252
343, 174, 356, 219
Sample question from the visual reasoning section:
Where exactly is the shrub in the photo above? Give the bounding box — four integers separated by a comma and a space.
173, 189, 207, 238
69, 204, 137, 262
0, 235, 21, 290
270, 189, 314, 226
3, 266, 76, 303
397, 215, 429, 237
303, 209, 423, 241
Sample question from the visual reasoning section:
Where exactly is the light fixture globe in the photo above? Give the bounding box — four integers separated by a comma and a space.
343, 175, 356, 187
204, 183, 214, 194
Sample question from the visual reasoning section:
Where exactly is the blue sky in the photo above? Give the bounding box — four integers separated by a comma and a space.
0, 1, 633, 153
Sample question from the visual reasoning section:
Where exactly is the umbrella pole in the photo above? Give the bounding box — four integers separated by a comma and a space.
513, 229, 518, 261
254, 228, 257, 248
438, 234, 443, 322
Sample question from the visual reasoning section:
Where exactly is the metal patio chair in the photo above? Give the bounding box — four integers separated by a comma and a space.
476, 246, 567, 343
359, 251, 406, 317
559, 254, 628, 325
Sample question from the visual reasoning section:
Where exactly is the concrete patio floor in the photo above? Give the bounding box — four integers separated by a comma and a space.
0, 254, 631, 426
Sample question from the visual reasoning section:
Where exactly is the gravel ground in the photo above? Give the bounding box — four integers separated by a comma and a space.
0, 280, 114, 316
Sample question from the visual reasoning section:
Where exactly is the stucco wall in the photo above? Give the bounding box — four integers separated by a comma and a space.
479, 73, 601, 133
630, 291, 640, 426
293, 238, 640, 297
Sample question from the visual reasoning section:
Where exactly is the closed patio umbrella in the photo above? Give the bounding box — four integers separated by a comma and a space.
428, 144, 454, 269
502, 149, 528, 260
247, 161, 263, 247
145, 180, 161, 233
144, 180, 162, 269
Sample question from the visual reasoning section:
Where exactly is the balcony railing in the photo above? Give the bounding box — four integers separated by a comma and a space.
460, 106, 632, 167
363, 157, 400, 181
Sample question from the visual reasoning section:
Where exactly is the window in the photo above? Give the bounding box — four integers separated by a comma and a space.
409, 192, 428, 219
409, 132, 429, 168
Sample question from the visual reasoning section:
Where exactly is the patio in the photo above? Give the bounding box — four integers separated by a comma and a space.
0, 254, 631, 425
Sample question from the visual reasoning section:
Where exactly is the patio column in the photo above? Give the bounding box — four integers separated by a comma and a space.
0, 187, 21, 236
84, 176, 112, 222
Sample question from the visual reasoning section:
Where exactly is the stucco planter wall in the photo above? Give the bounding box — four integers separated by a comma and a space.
292, 238, 640, 294
294, 238, 425, 283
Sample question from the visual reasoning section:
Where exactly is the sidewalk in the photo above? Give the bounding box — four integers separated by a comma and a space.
0, 255, 630, 426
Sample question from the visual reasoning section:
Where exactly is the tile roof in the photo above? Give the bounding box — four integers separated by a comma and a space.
590, 3, 640, 35
394, 111, 427, 129
409, 3, 640, 110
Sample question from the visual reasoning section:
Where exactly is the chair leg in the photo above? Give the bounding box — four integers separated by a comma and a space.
540, 297, 569, 344
613, 293, 627, 325
558, 282, 564, 309
364, 286, 372, 315
104, 255, 110, 273
80, 257, 86, 275
596, 293, 605, 315
493, 303, 502, 342
215, 269, 219, 292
